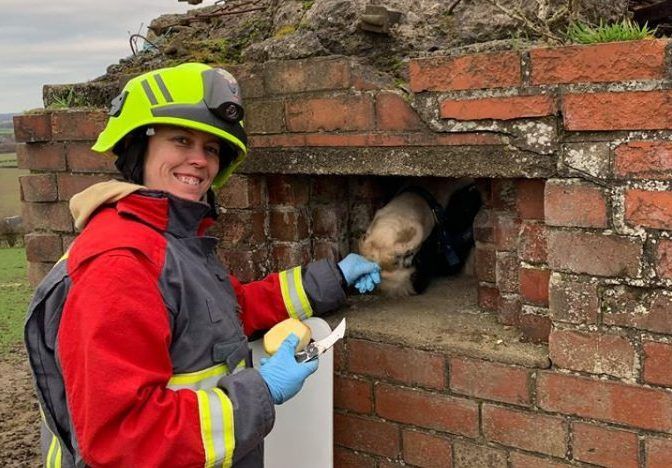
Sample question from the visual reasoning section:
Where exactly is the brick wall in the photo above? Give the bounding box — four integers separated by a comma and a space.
15, 40, 672, 467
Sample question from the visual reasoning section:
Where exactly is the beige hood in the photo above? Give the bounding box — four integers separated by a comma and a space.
70, 180, 146, 230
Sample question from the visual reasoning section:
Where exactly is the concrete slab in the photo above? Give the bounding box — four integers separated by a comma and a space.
327, 276, 551, 369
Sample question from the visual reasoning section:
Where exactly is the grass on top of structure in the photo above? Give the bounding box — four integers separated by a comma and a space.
566, 18, 657, 44
0, 247, 32, 356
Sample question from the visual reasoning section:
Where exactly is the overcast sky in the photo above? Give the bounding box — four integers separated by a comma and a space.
0, 0, 196, 113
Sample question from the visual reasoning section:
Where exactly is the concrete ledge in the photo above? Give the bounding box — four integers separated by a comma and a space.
327, 276, 551, 369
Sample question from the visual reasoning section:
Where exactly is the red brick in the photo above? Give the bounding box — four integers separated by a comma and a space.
545, 180, 608, 228
452, 441, 507, 468
615, 141, 672, 179
214, 210, 266, 245
57, 174, 109, 200
625, 189, 672, 230
548, 275, 599, 324
441, 95, 555, 121
491, 179, 517, 210
347, 340, 445, 389
28, 261, 56, 287
449, 357, 531, 406
264, 57, 351, 94
647, 437, 672, 468
269, 207, 309, 241
15, 143, 28, 169
271, 242, 311, 270
66, 142, 118, 173
572, 422, 638, 467
530, 40, 668, 85
228, 63, 265, 99
22, 202, 73, 233
409, 52, 522, 92
603, 286, 672, 334
334, 447, 376, 468
13, 113, 52, 143
482, 404, 567, 457
518, 221, 547, 263
519, 313, 552, 344
643, 341, 672, 387
23, 143, 67, 171
311, 176, 348, 204
286, 95, 375, 132
267, 174, 310, 205
494, 212, 520, 251
217, 174, 265, 209
376, 92, 424, 131
547, 230, 642, 277
334, 375, 372, 414
250, 134, 307, 148
549, 329, 635, 378
478, 283, 499, 311
473, 209, 494, 243
402, 430, 452, 468
519, 267, 550, 306
217, 248, 268, 282
334, 413, 400, 458
312, 206, 346, 238
19, 174, 57, 202
51, 110, 107, 140
245, 99, 285, 134
509, 452, 570, 468
495, 252, 519, 294
375, 384, 479, 436
334, 341, 346, 373
313, 239, 343, 261
475, 245, 496, 282
562, 90, 672, 131
538, 372, 672, 431
497, 294, 521, 326
24, 233, 63, 262
516, 179, 545, 220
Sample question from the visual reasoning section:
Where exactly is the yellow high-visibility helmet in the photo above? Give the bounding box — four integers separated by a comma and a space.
92, 62, 247, 188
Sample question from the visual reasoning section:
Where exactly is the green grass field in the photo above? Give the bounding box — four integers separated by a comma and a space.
0, 247, 32, 355
0, 153, 26, 219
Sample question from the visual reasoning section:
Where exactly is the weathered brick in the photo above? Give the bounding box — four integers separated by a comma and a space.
572, 422, 638, 468
313, 239, 343, 261
625, 189, 672, 230
402, 430, 452, 468
375, 384, 479, 437
51, 110, 107, 140
311, 176, 348, 204
285, 95, 375, 132
549, 274, 599, 324
228, 63, 265, 99
441, 95, 556, 121
473, 209, 494, 243
452, 441, 507, 468
562, 142, 611, 179
217, 174, 265, 209
494, 212, 520, 252
519, 312, 552, 344
409, 52, 522, 92
13, 113, 52, 143
66, 142, 118, 173
270, 242, 311, 270
334, 341, 346, 373
482, 404, 567, 457
549, 329, 635, 378
269, 207, 309, 241
547, 230, 642, 277
496, 252, 519, 294
497, 294, 521, 326
24, 233, 63, 262
23, 142, 67, 171
57, 174, 109, 200
348, 340, 445, 389
19, 174, 58, 202
449, 357, 531, 406
615, 141, 672, 179
518, 221, 547, 263
264, 57, 351, 94
474, 244, 496, 282
646, 437, 672, 468
312, 205, 346, 238
509, 452, 570, 468
643, 341, 672, 387
376, 92, 424, 131
334, 447, 376, 468
28, 261, 55, 287
22, 202, 73, 233
245, 99, 285, 134
516, 179, 545, 220
530, 40, 668, 85
334, 375, 372, 414
491, 179, 517, 211
334, 413, 400, 458
603, 286, 672, 334
214, 210, 266, 245
537, 372, 672, 431
563, 91, 672, 131
519, 267, 550, 306
267, 174, 310, 205
478, 283, 499, 311
217, 248, 268, 283
545, 179, 608, 228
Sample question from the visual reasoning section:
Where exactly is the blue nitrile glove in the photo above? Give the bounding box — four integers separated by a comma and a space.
338, 253, 381, 293
259, 333, 319, 405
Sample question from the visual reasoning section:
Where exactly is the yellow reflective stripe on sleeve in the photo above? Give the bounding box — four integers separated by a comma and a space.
168, 364, 229, 390
278, 266, 313, 320
196, 388, 235, 468
46, 433, 62, 468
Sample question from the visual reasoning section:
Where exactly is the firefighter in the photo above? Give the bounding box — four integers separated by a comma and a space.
25, 62, 380, 468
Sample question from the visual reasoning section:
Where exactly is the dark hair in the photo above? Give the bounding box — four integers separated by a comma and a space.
112, 127, 149, 185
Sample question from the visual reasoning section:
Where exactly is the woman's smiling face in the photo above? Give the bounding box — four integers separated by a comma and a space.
143, 125, 221, 202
